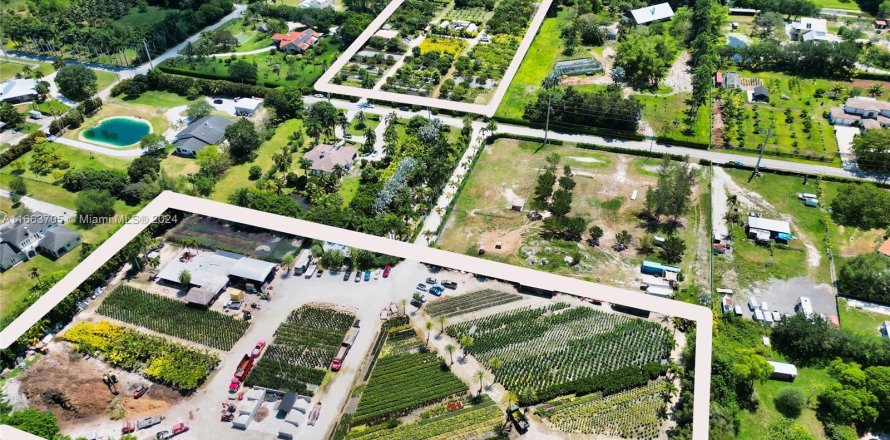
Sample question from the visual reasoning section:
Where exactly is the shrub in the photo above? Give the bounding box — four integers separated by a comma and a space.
774, 387, 806, 418
249, 165, 263, 180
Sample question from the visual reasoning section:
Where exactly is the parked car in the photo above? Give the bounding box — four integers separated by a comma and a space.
156, 431, 172, 440
355, 272, 361, 282
172, 422, 189, 435
412, 292, 426, 303
383, 265, 391, 278
316, 268, 323, 278
213, 98, 223, 104
314, 93, 324, 98
410, 298, 424, 308
416, 283, 427, 291
441, 280, 457, 289
426, 277, 437, 284
343, 269, 352, 281
429, 286, 444, 296
251, 341, 266, 358
364, 270, 371, 281
507, 405, 529, 433
374, 269, 382, 280
344, 133, 353, 139
224, 300, 242, 310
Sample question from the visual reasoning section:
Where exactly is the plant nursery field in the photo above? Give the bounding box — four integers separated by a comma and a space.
349, 395, 502, 440
352, 329, 467, 426
447, 303, 673, 401
97, 285, 250, 350
244, 305, 355, 395
541, 379, 668, 439
64, 321, 219, 392
424, 289, 521, 318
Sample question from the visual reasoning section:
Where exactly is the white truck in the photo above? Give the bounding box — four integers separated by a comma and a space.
294, 250, 312, 276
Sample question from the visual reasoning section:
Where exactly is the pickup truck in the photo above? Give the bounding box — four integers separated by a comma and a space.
441, 280, 457, 289
507, 405, 529, 433
229, 354, 255, 392
331, 323, 360, 371
135, 415, 165, 430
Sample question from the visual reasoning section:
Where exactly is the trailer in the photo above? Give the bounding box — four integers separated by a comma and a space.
136, 415, 165, 430
331, 322, 360, 371
294, 250, 312, 275
507, 405, 529, 433
304, 264, 317, 279
229, 354, 255, 392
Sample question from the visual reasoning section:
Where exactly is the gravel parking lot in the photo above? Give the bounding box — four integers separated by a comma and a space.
742, 276, 836, 319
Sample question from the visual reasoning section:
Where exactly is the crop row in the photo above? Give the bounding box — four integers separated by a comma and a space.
353, 333, 467, 426
447, 304, 672, 400
245, 305, 355, 394
350, 396, 502, 440
64, 321, 219, 392
382, 329, 423, 356
424, 289, 521, 318
97, 285, 249, 350
546, 380, 667, 439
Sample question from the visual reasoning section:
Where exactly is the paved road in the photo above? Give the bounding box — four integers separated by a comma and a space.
305, 97, 888, 183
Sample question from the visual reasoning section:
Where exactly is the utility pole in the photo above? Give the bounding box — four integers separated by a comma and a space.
142, 39, 154, 70
751, 121, 774, 182
543, 92, 552, 147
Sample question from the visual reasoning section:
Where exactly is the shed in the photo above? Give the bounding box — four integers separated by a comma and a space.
796, 296, 814, 318
229, 257, 277, 284
747, 216, 790, 236
714, 71, 723, 87
724, 72, 741, 89
554, 58, 603, 76
640, 260, 680, 277
768, 361, 798, 381
235, 98, 263, 116
630, 3, 674, 24
752, 85, 770, 102
646, 285, 674, 297
879, 238, 890, 257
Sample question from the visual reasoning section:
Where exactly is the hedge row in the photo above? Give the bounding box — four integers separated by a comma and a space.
48, 97, 103, 135
0, 131, 44, 168
492, 115, 646, 141
520, 361, 667, 406
111, 69, 270, 101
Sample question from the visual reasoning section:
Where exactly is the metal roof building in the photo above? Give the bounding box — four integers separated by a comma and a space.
630, 3, 674, 24
768, 361, 798, 380
554, 58, 603, 76
747, 216, 790, 235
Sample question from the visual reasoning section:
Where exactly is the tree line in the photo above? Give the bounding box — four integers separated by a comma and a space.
719, 41, 860, 79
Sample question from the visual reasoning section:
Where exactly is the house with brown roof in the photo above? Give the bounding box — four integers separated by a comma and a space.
272, 29, 321, 54
304, 143, 357, 176
878, 238, 890, 258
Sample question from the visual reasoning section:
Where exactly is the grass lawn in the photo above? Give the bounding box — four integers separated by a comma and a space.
437, 137, 707, 286
94, 70, 119, 92
0, 58, 55, 82
737, 367, 835, 440
160, 39, 340, 88
809, 0, 861, 10
637, 93, 710, 146
1, 142, 131, 185
494, 7, 571, 120
114, 5, 174, 28
33, 99, 70, 116
338, 174, 361, 207
221, 18, 274, 53
211, 119, 305, 202
837, 298, 889, 339
347, 113, 381, 136
121, 90, 192, 108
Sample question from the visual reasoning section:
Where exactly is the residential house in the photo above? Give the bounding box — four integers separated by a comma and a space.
173, 115, 234, 156
303, 143, 358, 175
878, 238, 890, 257
554, 59, 603, 76
0, 212, 81, 271
272, 29, 322, 54
0, 78, 38, 103
747, 216, 791, 243
829, 96, 890, 131
629, 3, 674, 25
790, 18, 828, 42
155, 250, 277, 306
768, 361, 798, 381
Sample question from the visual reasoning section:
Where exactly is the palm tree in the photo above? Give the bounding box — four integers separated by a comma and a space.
664, 381, 678, 403
386, 111, 398, 126
459, 335, 474, 361
868, 84, 885, 98
541, 71, 562, 147
29, 267, 41, 281
485, 119, 497, 136
356, 111, 366, 127
179, 270, 192, 288
474, 369, 486, 395
501, 391, 518, 408
281, 253, 295, 274
437, 315, 447, 333
488, 357, 503, 384
425, 321, 434, 345
400, 298, 408, 316
444, 343, 456, 365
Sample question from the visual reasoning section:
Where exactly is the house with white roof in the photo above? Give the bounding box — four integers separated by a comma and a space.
301, 0, 333, 8
790, 18, 828, 41
829, 97, 890, 131
630, 3, 674, 25
0, 78, 38, 103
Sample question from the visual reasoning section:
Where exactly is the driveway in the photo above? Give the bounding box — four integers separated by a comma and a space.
833, 125, 859, 167
0, 189, 74, 223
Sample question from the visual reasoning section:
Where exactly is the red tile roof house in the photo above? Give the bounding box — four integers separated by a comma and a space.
271, 29, 321, 54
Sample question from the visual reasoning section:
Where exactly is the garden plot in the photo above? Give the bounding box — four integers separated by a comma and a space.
437, 138, 708, 288
424, 289, 522, 318
351, 328, 467, 426
243, 304, 356, 396
541, 379, 668, 439
97, 285, 250, 350
348, 395, 502, 440
446, 303, 673, 400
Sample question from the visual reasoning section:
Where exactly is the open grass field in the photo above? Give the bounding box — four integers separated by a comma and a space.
211, 119, 305, 202
121, 90, 192, 108
437, 137, 707, 287
495, 8, 571, 120
809, 0, 861, 10
160, 39, 340, 88
347, 113, 381, 137
94, 70, 120, 93
114, 5, 174, 28
837, 298, 889, 339
737, 366, 836, 440
638, 93, 711, 146
0, 58, 55, 82
220, 18, 274, 53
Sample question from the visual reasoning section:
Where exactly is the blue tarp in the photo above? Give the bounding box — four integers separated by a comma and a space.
777, 233, 792, 241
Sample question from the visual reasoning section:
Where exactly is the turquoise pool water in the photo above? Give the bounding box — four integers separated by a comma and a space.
82, 117, 151, 147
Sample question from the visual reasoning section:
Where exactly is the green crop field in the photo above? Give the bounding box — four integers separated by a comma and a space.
97, 285, 250, 350
424, 289, 521, 318
244, 305, 355, 395
352, 329, 467, 426
447, 303, 673, 399
349, 395, 502, 440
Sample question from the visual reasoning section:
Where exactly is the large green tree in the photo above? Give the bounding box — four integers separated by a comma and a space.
55, 64, 98, 101
75, 189, 115, 225
851, 129, 890, 174
837, 253, 890, 303
830, 183, 890, 230
615, 33, 678, 86
225, 119, 261, 163
265, 85, 305, 121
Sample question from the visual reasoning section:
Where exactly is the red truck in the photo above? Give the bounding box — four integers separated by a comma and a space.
330, 322, 360, 371
228, 354, 255, 392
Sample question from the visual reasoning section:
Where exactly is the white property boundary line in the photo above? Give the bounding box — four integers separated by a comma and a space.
0, 191, 712, 439
314, 0, 553, 117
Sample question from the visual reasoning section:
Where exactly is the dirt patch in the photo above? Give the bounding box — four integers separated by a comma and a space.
837, 227, 886, 257
254, 406, 270, 422
13, 349, 182, 428
479, 223, 537, 256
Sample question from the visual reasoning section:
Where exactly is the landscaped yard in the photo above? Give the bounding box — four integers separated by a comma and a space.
637, 93, 711, 146
160, 38, 340, 88
220, 18, 273, 53
0, 58, 55, 82
94, 70, 120, 93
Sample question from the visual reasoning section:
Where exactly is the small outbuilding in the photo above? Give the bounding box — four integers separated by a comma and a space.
554, 58, 603, 76
747, 216, 791, 243
235, 98, 263, 116
752, 85, 770, 102
767, 361, 798, 381
640, 260, 680, 277
878, 238, 890, 257
630, 3, 674, 25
